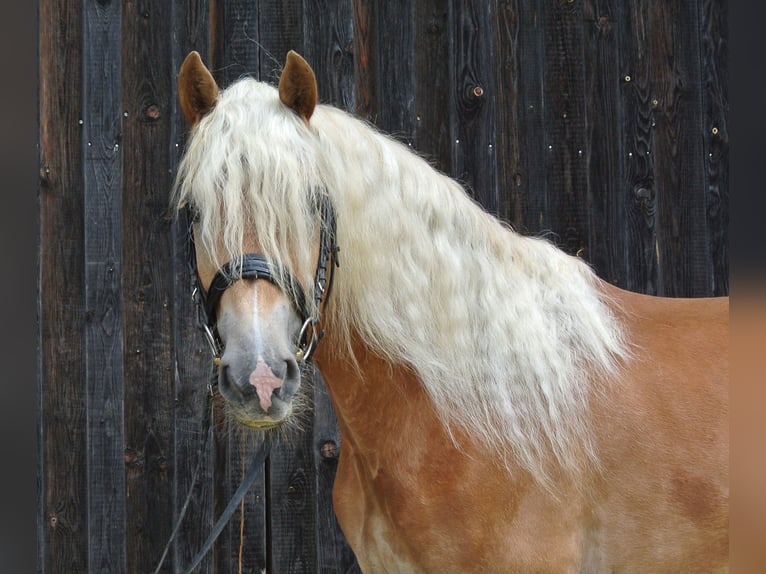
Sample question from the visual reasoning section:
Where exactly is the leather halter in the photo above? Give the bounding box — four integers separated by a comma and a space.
188, 194, 339, 369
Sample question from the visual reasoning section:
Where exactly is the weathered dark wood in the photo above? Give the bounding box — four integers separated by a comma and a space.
700, 0, 729, 296
541, 0, 590, 256
582, 0, 627, 285
451, 1, 498, 212
501, 0, 548, 235
649, 1, 709, 297
374, 2, 416, 143
213, 426, 268, 573
312, 371, 362, 574
304, 0, 355, 110
413, 0, 452, 171
255, 0, 303, 83
351, 0, 376, 121
268, 422, 317, 574
38, 0, 88, 571
619, 0, 659, 294
169, 2, 216, 572
82, 0, 126, 571
121, 1, 176, 571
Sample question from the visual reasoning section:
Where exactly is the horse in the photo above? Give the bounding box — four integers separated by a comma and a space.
172, 50, 729, 574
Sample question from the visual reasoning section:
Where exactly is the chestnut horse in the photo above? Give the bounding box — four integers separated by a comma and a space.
172, 50, 728, 573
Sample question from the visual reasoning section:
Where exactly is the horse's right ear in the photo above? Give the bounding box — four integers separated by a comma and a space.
178, 51, 219, 126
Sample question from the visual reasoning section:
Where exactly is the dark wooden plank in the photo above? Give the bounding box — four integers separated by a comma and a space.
618, 0, 657, 294
352, 0, 377, 121
499, 0, 548, 235
700, 0, 729, 296
213, 0, 260, 86
413, 0, 452, 172
582, 0, 627, 286
268, 422, 317, 574
304, 0, 355, 110
168, 2, 217, 572
120, 1, 176, 572
255, 0, 302, 85
312, 370, 362, 574
451, 1, 498, 213
648, 1, 709, 297
540, 0, 589, 256
38, 0, 88, 571
82, 0, 127, 571
375, 2, 416, 144
213, 425, 268, 573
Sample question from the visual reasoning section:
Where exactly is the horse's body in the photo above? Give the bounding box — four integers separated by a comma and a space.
173, 51, 729, 573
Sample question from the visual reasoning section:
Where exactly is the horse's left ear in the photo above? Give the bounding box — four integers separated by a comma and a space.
278, 50, 318, 122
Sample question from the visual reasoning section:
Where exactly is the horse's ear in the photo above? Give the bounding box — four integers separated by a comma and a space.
278, 50, 318, 122
178, 51, 219, 126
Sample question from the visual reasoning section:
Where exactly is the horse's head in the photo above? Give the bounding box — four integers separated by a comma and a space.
175, 50, 332, 429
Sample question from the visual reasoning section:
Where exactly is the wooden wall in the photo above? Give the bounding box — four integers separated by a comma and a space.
38, 0, 728, 572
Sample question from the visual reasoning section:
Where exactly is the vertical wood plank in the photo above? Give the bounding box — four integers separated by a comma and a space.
168, 2, 216, 572
268, 423, 317, 574
352, 0, 377, 121
38, 0, 88, 570
649, 0, 709, 297
452, 1, 498, 212
312, 370, 362, 574
540, 0, 589, 256
413, 0, 451, 172
256, 0, 302, 84
618, 0, 657, 294
700, 0, 728, 296
500, 0, 548, 234
120, 0, 176, 572
82, 0, 126, 571
304, 0, 355, 110
582, 0, 627, 285
375, 1, 416, 144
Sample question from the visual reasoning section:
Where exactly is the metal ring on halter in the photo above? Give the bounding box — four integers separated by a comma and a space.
192, 286, 223, 365
295, 316, 319, 362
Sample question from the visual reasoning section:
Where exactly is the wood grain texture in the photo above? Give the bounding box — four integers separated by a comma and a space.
268, 424, 317, 573
700, 0, 728, 296
303, 0, 355, 110
619, 0, 659, 294
121, 1, 176, 571
582, 0, 627, 285
82, 0, 127, 571
541, 0, 590, 257
39, 0, 88, 570
352, 0, 376, 120
452, 1, 498, 212
502, 0, 549, 235
649, 0, 709, 297
375, 2, 416, 143
312, 370, 362, 574
413, 0, 452, 172
169, 2, 216, 572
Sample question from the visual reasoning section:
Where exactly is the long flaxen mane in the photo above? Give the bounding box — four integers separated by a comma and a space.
172, 76, 630, 485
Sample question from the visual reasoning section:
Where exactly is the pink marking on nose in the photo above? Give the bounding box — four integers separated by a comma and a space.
249, 357, 283, 411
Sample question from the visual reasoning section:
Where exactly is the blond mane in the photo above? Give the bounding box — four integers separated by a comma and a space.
172, 77, 630, 485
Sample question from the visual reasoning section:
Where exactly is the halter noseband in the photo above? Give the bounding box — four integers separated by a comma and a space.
188, 195, 338, 367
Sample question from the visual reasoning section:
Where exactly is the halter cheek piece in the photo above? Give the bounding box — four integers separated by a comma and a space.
187, 195, 338, 370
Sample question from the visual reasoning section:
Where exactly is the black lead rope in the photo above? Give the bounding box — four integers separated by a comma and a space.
181, 444, 269, 574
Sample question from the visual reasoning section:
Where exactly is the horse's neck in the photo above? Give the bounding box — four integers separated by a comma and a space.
314, 332, 442, 457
